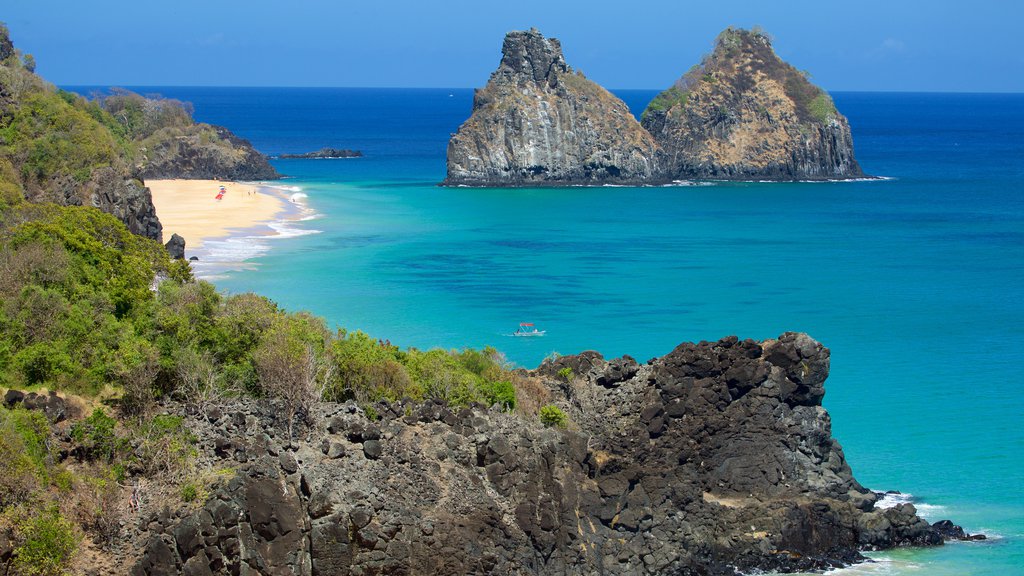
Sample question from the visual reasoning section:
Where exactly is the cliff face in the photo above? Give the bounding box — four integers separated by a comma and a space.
128, 333, 957, 575
136, 124, 280, 181
641, 28, 864, 181
443, 29, 661, 187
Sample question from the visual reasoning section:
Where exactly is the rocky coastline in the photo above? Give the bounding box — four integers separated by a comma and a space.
122, 333, 974, 575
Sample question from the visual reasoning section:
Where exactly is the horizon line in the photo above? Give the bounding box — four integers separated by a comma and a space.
57, 84, 1024, 96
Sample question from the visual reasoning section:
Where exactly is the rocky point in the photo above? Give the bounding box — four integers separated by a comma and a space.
126, 333, 976, 575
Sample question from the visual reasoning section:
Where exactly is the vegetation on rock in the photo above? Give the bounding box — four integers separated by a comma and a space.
641, 26, 863, 180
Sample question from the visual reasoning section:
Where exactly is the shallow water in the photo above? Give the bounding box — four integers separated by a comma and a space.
70, 86, 1024, 574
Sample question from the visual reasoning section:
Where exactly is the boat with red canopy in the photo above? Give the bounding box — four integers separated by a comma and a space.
513, 322, 545, 337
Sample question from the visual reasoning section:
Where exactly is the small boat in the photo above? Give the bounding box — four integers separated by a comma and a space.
513, 322, 545, 337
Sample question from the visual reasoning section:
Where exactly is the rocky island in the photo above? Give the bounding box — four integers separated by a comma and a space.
444, 27, 866, 186
642, 27, 864, 181
279, 148, 363, 159
443, 29, 662, 187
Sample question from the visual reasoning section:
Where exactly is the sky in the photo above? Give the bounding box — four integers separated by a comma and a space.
3, 0, 1022, 92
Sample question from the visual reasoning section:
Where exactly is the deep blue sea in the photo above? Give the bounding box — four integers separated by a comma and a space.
72, 86, 1024, 574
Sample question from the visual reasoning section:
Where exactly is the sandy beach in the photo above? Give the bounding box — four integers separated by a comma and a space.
147, 180, 287, 250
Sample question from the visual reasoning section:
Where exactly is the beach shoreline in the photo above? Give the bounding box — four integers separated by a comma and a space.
147, 179, 290, 250
148, 179, 316, 278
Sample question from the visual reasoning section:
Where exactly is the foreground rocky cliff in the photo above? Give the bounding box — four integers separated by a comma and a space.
443, 29, 661, 186
126, 333, 967, 575
641, 28, 864, 181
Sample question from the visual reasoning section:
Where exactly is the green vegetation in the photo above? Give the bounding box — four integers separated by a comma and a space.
539, 405, 568, 428
641, 86, 689, 122
557, 367, 573, 382
0, 20, 542, 572
808, 92, 837, 123
9, 505, 77, 576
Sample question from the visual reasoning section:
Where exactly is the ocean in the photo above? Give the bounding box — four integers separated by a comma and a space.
71, 86, 1024, 574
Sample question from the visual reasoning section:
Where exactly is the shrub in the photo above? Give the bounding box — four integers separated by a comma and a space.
133, 414, 197, 481
479, 380, 516, 411
70, 408, 123, 462
0, 407, 48, 507
10, 505, 78, 576
539, 405, 567, 429
557, 367, 573, 382
180, 482, 198, 502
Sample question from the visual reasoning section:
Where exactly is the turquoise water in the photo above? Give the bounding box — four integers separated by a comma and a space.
76, 87, 1024, 574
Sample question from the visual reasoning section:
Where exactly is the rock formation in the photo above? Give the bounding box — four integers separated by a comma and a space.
443, 29, 662, 186
128, 333, 969, 575
136, 124, 280, 181
164, 233, 186, 260
278, 148, 363, 159
641, 27, 864, 181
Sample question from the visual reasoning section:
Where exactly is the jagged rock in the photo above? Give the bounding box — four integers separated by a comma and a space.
164, 233, 186, 260
642, 27, 865, 181
130, 334, 960, 575
13, 390, 67, 422
138, 125, 280, 181
278, 148, 363, 159
443, 29, 662, 186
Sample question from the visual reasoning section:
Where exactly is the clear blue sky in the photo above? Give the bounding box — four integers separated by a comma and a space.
4, 0, 1022, 92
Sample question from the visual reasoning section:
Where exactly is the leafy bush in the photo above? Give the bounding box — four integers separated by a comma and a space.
557, 367, 573, 382
180, 482, 198, 502
539, 405, 567, 428
10, 505, 78, 576
479, 380, 516, 411
0, 407, 49, 506
70, 408, 123, 462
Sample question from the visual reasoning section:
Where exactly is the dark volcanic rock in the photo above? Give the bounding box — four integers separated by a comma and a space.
443, 29, 662, 187
131, 334, 955, 575
641, 27, 865, 181
138, 125, 280, 181
278, 148, 363, 159
164, 233, 186, 260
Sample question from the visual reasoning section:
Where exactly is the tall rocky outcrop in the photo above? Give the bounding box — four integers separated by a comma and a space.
642, 27, 864, 181
127, 333, 968, 575
443, 29, 661, 186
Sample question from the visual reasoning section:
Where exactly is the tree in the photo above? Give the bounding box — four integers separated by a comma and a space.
255, 314, 333, 441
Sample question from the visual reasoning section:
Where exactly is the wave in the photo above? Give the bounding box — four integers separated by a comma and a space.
264, 220, 321, 240
821, 555, 918, 575
873, 491, 946, 520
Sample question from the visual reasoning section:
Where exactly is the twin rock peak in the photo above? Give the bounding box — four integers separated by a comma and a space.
443, 27, 864, 186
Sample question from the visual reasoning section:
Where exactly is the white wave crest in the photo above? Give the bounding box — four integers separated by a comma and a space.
263, 220, 321, 240
873, 491, 946, 520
